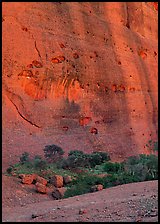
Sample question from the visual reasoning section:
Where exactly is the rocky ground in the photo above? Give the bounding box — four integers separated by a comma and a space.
2, 175, 158, 222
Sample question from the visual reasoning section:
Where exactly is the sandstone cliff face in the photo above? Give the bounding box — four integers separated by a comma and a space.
2, 2, 158, 168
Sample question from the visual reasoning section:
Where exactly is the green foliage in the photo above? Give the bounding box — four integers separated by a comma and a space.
6, 166, 13, 174
5, 145, 158, 200
64, 174, 104, 198
146, 140, 158, 152
122, 154, 158, 181
103, 162, 124, 173
63, 153, 158, 198
19, 152, 30, 164
88, 152, 110, 168
68, 150, 84, 157
33, 155, 47, 170
59, 150, 110, 169
43, 144, 64, 163
64, 183, 89, 198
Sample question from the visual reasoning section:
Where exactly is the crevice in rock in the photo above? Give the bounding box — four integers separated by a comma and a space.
8, 97, 41, 128
34, 40, 42, 60
126, 4, 130, 29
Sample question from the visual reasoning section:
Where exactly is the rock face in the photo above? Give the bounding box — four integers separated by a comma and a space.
2, 2, 158, 169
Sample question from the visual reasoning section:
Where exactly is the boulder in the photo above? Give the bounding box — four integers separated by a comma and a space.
36, 176, 48, 186
21, 174, 35, 185
79, 209, 87, 215
52, 187, 66, 199
49, 175, 63, 188
63, 176, 72, 185
91, 184, 103, 192
96, 184, 103, 191
35, 182, 47, 194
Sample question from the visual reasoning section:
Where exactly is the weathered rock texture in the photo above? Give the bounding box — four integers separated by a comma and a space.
2, 2, 158, 169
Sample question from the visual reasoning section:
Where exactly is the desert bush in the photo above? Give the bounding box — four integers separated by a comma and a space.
43, 144, 64, 163
19, 152, 30, 164
6, 166, 13, 174
64, 183, 89, 198
103, 162, 124, 173
88, 152, 109, 168
61, 154, 90, 169
122, 154, 158, 181
146, 140, 158, 152
68, 150, 84, 157
33, 155, 47, 170
60, 150, 110, 169
63, 174, 104, 198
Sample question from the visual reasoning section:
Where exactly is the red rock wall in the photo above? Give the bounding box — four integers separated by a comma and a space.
2, 2, 158, 167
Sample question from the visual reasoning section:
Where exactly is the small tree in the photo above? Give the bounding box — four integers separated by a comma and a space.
89, 152, 110, 167
43, 144, 64, 163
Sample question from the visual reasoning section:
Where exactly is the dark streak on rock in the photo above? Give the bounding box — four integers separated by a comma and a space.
34, 40, 42, 60
9, 98, 41, 128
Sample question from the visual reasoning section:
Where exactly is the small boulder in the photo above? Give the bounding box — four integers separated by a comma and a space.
52, 187, 66, 199
35, 182, 47, 194
21, 174, 35, 185
91, 184, 103, 192
63, 176, 72, 185
96, 184, 103, 191
49, 175, 63, 188
36, 176, 48, 186
19, 174, 25, 179
79, 209, 87, 215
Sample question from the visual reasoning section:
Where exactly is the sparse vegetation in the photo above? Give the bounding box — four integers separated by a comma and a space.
58, 150, 110, 169
33, 155, 47, 170
43, 144, 64, 163
6, 166, 13, 174
5, 143, 158, 199
19, 152, 30, 164
146, 140, 158, 152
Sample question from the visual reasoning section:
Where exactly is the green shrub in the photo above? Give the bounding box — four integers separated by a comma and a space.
146, 140, 158, 152
64, 183, 89, 198
43, 144, 64, 163
103, 162, 124, 173
123, 154, 158, 181
139, 154, 158, 180
68, 150, 84, 157
62, 154, 90, 169
114, 172, 140, 185
33, 155, 47, 170
64, 174, 104, 198
19, 152, 30, 164
60, 150, 110, 169
6, 166, 13, 174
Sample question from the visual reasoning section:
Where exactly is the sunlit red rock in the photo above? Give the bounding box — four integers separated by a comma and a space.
2, 2, 158, 170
